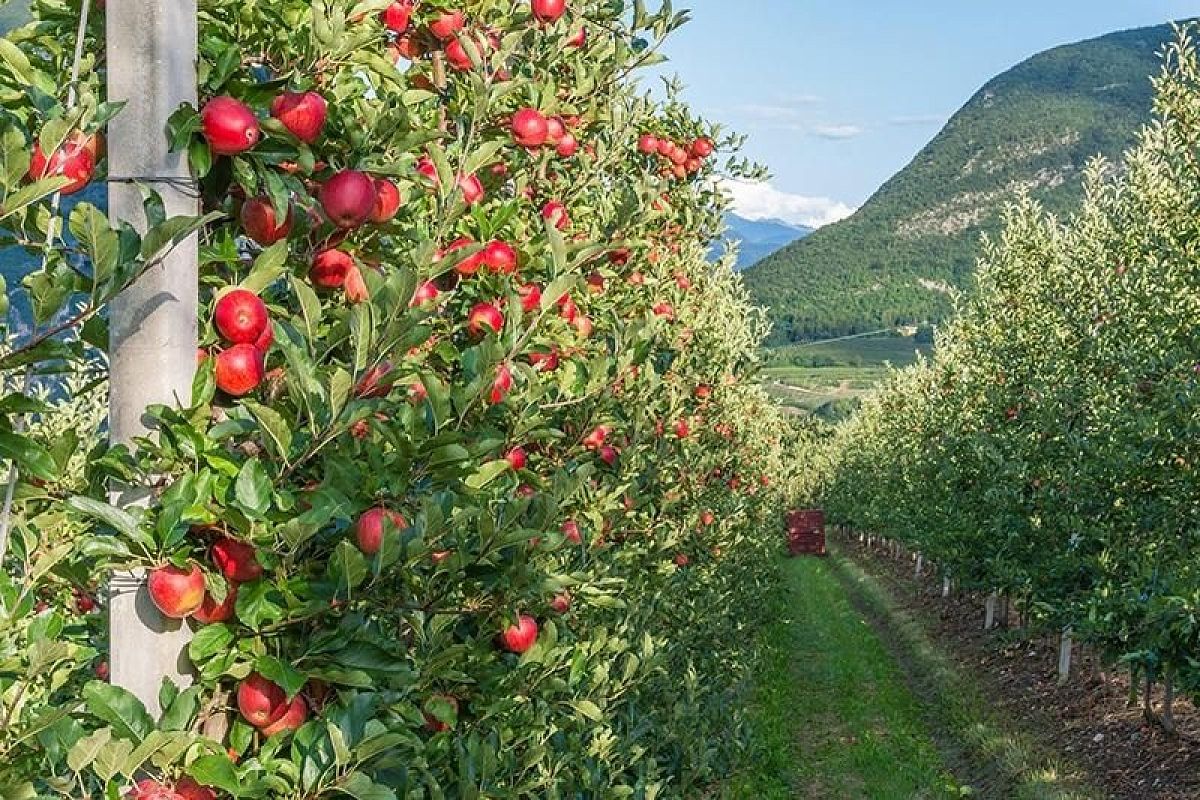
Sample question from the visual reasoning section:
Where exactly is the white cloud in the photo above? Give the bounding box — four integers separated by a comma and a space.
810, 124, 864, 140
720, 178, 856, 229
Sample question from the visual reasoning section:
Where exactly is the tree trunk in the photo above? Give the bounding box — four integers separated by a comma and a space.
984, 591, 998, 630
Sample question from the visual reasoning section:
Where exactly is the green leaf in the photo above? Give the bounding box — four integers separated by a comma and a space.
569, 699, 604, 722
82, 682, 155, 743
465, 459, 510, 490
335, 771, 398, 800
234, 458, 272, 518
0, 39, 35, 87
66, 727, 112, 773
0, 431, 56, 481
188, 754, 241, 794
188, 624, 234, 663
243, 241, 289, 293
159, 686, 204, 731
66, 496, 143, 540
243, 401, 293, 462
292, 275, 322, 342
328, 540, 369, 595
541, 275, 576, 312
255, 655, 307, 700
70, 203, 120, 287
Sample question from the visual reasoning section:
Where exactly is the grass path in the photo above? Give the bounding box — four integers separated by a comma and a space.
724, 555, 962, 799
724, 547, 1101, 799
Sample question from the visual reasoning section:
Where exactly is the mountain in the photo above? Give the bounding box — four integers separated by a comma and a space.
744, 21, 1181, 345
718, 214, 811, 270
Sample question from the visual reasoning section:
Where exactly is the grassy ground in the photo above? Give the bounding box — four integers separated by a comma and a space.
723, 556, 963, 799
725, 547, 1102, 799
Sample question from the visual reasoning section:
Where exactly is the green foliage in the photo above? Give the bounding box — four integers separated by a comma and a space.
822, 26, 1200, 710
745, 21, 1182, 344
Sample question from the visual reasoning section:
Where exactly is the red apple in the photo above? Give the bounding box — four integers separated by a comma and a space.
380, 0, 413, 32
239, 196, 293, 245
527, 349, 558, 371
457, 173, 484, 204
147, 563, 205, 619
95, 660, 110, 681
511, 108, 549, 148
429, 9, 465, 40
344, 264, 370, 304
215, 344, 265, 396
690, 137, 714, 158
259, 695, 308, 736
545, 116, 566, 145
674, 418, 690, 438
320, 170, 377, 228
582, 425, 610, 450
499, 614, 538, 653
598, 445, 618, 466
637, 134, 659, 155
482, 240, 517, 273
489, 363, 513, 404
192, 581, 238, 625
517, 283, 542, 312
531, 0, 566, 23
125, 780, 181, 800
355, 361, 394, 398
674, 553, 689, 567
506, 446, 528, 470
370, 178, 402, 223
444, 36, 474, 71
270, 90, 327, 144
237, 672, 287, 728
310, 249, 354, 288
567, 26, 587, 47
562, 519, 582, 544
542, 200, 569, 230
27, 133, 94, 195
255, 321, 275, 353
550, 592, 571, 613
410, 280, 440, 307
211, 536, 263, 582
354, 507, 407, 555
200, 96, 260, 156
555, 133, 578, 158
468, 302, 504, 337
175, 778, 218, 800
214, 289, 269, 345
444, 236, 484, 275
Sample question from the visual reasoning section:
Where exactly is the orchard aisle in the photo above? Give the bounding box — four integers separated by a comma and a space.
729, 545, 1104, 800
728, 554, 962, 799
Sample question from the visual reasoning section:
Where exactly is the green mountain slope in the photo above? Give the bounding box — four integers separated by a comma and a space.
745, 21, 1181, 345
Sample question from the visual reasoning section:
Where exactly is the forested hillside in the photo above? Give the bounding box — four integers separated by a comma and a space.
745, 21, 1180, 344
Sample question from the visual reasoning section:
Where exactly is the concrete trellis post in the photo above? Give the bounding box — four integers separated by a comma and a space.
1057, 627, 1073, 686
984, 591, 998, 630
106, 0, 199, 716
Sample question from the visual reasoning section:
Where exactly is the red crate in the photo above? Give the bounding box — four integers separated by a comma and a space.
784, 508, 826, 556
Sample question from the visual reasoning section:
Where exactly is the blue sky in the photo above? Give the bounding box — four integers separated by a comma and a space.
651, 1, 1200, 227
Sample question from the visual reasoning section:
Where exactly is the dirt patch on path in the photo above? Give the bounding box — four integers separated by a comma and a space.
842, 535, 1200, 800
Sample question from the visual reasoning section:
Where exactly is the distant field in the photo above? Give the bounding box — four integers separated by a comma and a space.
761, 335, 931, 418
767, 336, 933, 369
